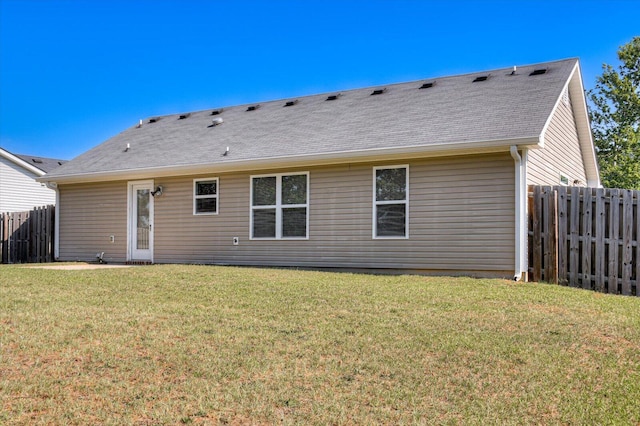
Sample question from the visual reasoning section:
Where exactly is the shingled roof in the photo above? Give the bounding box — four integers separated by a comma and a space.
41, 58, 597, 183
15, 154, 67, 174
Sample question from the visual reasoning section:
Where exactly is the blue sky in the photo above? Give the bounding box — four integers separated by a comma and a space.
1, 0, 638, 160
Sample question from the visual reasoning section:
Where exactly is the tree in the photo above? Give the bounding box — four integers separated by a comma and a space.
589, 37, 640, 189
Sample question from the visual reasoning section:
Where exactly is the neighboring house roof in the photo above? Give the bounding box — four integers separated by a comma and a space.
15, 154, 67, 174
0, 147, 67, 176
41, 58, 599, 185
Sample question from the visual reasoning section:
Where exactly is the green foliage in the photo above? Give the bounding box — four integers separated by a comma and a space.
589, 37, 640, 189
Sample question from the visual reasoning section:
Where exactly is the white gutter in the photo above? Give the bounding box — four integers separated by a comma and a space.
38, 136, 541, 185
510, 146, 528, 281
45, 182, 60, 260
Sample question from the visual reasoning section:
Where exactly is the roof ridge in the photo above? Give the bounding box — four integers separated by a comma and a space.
136, 58, 580, 122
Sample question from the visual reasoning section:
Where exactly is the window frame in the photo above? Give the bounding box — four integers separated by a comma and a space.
193, 177, 219, 216
250, 171, 309, 240
372, 165, 409, 239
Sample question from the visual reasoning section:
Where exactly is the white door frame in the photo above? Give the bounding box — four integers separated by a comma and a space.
127, 180, 154, 262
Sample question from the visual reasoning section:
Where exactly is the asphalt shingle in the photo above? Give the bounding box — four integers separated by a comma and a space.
44, 58, 578, 180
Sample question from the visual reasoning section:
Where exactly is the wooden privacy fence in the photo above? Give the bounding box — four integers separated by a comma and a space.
529, 186, 640, 296
1, 205, 55, 264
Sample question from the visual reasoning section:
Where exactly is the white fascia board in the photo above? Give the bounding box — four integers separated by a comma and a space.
0, 148, 46, 176
38, 136, 540, 185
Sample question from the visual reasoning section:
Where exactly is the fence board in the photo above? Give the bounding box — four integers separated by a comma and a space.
532, 186, 542, 282
557, 186, 568, 285
581, 188, 592, 290
569, 186, 580, 287
594, 188, 606, 292
608, 189, 620, 294
622, 190, 633, 295
0, 206, 55, 264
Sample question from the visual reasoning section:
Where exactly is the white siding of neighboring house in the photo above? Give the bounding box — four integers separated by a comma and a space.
0, 156, 56, 212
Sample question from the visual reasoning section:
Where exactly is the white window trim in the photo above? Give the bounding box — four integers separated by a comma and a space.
250, 171, 309, 240
193, 177, 219, 215
373, 165, 409, 240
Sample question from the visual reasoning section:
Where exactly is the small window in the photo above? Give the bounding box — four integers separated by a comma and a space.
251, 172, 309, 239
194, 178, 219, 215
560, 174, 570, 186
373, 166, 408, 239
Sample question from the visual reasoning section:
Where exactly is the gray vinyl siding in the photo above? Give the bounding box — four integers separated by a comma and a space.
58, 181, 128, 263
527, 94, 588, 186
0, 157, 56, 212
58, 153, 515, 275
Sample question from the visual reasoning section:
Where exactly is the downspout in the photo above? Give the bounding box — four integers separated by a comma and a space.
509, 146, 527, 281
45, 182, 59, 260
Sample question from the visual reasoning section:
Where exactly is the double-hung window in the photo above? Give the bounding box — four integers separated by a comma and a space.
251, 172, 309, 239
194, 178, 219, 215
373, 165, 408, 238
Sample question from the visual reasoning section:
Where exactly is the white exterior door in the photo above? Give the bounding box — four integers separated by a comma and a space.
128, 180, 154, 262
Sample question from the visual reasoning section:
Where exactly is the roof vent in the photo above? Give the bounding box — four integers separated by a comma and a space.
370, 88, 386, 96
178, 113, 191, 120
209, 117, 224, 127
32, 158, 43, 164
210, 109, 223, 115
149, 117, 160, 123
326, 94, 341, 101
473, 75, 489, 82
419, 82, 434, 89
246, 105, 260, 112
529, 68, 548, 76
284, 100, 299, 107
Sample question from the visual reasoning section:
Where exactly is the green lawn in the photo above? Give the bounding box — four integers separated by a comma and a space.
1, 264, 639, 425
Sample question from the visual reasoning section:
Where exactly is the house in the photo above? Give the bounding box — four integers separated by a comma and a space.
0, 147, 66, 212
39, 58, 599, 279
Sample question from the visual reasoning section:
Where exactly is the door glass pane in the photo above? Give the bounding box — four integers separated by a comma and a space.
137, 189, 150, 249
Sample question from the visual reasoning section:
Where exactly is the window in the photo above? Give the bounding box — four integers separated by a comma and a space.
373, 166, 408, 238
194, 178, 219, 215
251, 172, 308, 239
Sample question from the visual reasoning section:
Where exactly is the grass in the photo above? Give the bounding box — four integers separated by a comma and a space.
1, 264, 640, 425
